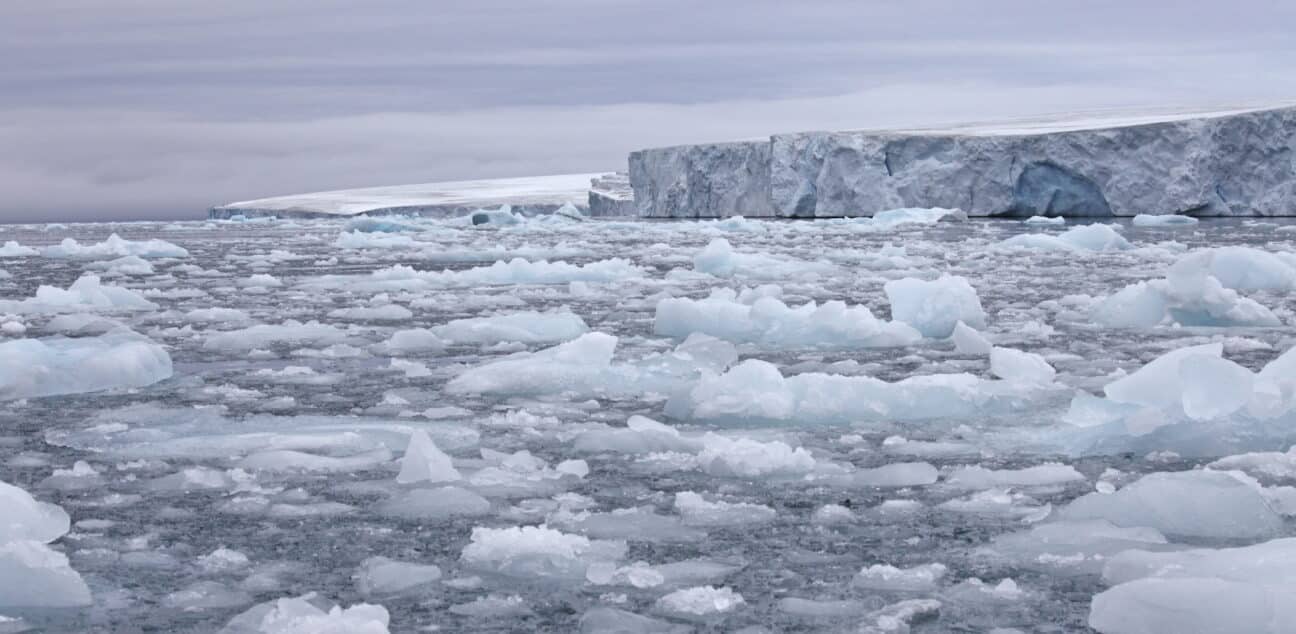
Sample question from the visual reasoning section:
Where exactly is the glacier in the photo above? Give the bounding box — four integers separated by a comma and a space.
630, 104, 1296, 218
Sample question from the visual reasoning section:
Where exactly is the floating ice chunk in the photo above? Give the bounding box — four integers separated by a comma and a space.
42, 234, 188, 259
388, 358, 430, 378
852, 563, 947, 592
1057, 470, 1282, 540
552, 507, 704, 543
451, 331, 737, 399
1260, 345, 1296, 386
696, 433, 815, 478
334, 231, 420, 250
0, 333, 172, 400
833, 462, 939, 488
880, 436, 978, 458
693, 238, 836, 279
326, 304, 412, 322
0, 275, 157, 314
989, 347, 1056, 384
39, 460, 104, 491
686, 360, 796, 420
585, 561, 665, 588
1090, 577, 1294, 634
654, 559, 745, 588
460, 525, 626, 581
945, 578, 1025, 602
1179, 355, 1254, 420
304, 258, 644, 292
0, 541, 92, 607
858, 599, 941, 634
1096, 247, 1292, 328
1103, 537, 1296, 588
1132, 214, 1199, 227
1023, 216, 1065, 225
432, 310, 589, 344
344, 217, 422, 233
163, 581, 251, 610
654, 288, 920, 348
204, 321, 349, 352
0, 480, 70, 544
237, 448, 392, 474
938, 488, 1048, 518
1103, 343, 1223, 409
884, 275, 987, 338
449, 594, 532, 618
673, 492, 776, 526
185, 307, 251, 324
655, 586, 745, 616
777, 597, 869, 618
1170, 246, 1296, 292
1209, 448, 1296, 482
395, 430, 461, 484
860, 207, 965, 230
0, 242, 37, 257
86, 254, 155, 276
219, 594, 390, 634
579, 607, 690, 634
983, 520, 1171, 576
556, 459, 589, 478
675, 358, 1050, 424
573, 415, 703, 455
951, 321, 992, 355
375, 486, 490, 520
944, 463, 1084, 489
446, 332, 615, 395
353, 557, 441, 596
812, 504, 855, 525
379, 329, 446, 354
1000, 224, 1132, 252
197, 547, 250, 573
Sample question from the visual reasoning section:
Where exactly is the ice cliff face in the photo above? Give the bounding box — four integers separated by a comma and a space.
630, 105, 1296, 218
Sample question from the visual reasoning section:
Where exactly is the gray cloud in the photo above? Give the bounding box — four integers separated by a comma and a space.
3, 0, 1295, 221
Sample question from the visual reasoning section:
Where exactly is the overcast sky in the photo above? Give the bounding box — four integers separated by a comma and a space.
3, 0, 1296, 222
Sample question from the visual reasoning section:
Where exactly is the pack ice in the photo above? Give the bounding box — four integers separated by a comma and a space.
4, 207, 1296, 632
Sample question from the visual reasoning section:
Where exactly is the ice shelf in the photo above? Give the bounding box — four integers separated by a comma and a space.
629, 103, 1296, 218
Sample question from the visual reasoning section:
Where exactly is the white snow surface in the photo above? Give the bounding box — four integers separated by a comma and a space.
218, 173, 604, 216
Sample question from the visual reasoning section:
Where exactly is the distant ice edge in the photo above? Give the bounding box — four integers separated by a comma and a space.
630, 104, 1296, 218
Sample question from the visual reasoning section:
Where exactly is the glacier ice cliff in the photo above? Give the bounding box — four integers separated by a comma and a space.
630, 105, 1296, 218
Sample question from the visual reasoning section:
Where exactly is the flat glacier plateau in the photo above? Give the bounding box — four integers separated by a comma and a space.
1, 211, 1296, 633
210, 173, 613, 219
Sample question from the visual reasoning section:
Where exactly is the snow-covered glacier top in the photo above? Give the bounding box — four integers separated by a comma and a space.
854, 102, 1296, 137
212, 173, 608, 218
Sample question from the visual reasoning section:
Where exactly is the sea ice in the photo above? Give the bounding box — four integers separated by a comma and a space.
852, 563, 947, 592
989, 347, 1057, 384
353, 557, 442, 596
1057, 469, 1282, 540
673, 358, 1052, 424
431, 310, 589, 344
460, 525, 626, 581
884, 275, 987, 338
655, 586, 745, 616
41, 234, 189, 259
1132, 214, 1199, 227
654, 287, 920, 348
219, 594, 390, 634
395, 430, 461, 484
0, 332, 172, 400
999, 224, 1132, 252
